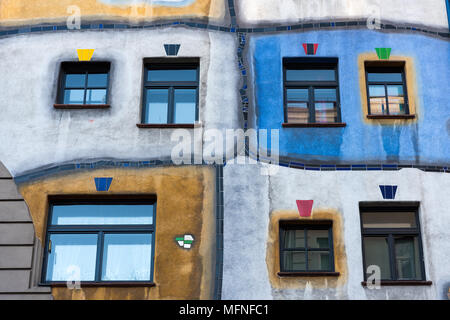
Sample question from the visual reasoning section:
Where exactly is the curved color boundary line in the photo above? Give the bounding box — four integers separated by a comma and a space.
12, 157, 449, 184
0, 19, 449, 40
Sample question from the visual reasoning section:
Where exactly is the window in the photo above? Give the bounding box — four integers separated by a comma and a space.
43, 199, 156, 283
365, 63, 409, 116
360, 204, 426, 281
283, 58, 341, 124
142, 60, 199, 125
279, 222, 334, 272
57, 62, 110, 106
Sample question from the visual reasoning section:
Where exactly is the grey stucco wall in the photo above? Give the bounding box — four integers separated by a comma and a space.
236, 0, 449, 30
0, 27, 240, 176
222, 158, 273, 299
222, 158, 450, 300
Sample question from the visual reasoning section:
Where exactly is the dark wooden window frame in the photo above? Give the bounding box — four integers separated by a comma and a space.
359, 202, 427, 283
283, 57, 343, 125
279, 220, 336, 274
41, 196, 157, 286
140, 60, 199, 126
365, 62, 411, 117
55, 62, 111, 109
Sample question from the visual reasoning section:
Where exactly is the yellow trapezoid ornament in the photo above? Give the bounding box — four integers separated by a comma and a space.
77, 49, 95, 61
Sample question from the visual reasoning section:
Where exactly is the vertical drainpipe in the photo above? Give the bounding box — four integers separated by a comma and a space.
447, 0, 450, 30
213, 164, 224, 300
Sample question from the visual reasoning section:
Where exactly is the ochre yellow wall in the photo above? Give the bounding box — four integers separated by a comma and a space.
266, 209, 348, 289
0, 0, 225, 26
358, 53, 419, 125
18, 165, 216, 300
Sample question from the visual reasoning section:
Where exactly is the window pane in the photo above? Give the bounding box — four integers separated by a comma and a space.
145, 89, 169, 124
307, 229, 329, 249
287, 88, 308, 102
286, 69, 335, 81
387, 85, 404, 96
287, 105, 309, 123
369, 97, 388, 115
286, 88, 309, 123
147, 69, 197, 82
364, 237, 391, 280
87, 73, 108, 88
308, 251, 330, 271
46, 234, 97, 281
395, 236, 422, 280
314, 88, 337, 123
282, 251, 306, 271
65, 74, 86, 88
368, 85, 385, 97
315, 102, 338, 123
85, 89, 107, 104
388, 98, 406, 115
283, 229, 305, 248
368, 85, 387, 115
387, 85, 406, 115
361, 211, 417, 229
174, 89, 196, 124
63, 89, 85, 104
315, 88, 336, 101
101, 234, 152, 281
51, 204, 154, 225
367, 73, 402, 82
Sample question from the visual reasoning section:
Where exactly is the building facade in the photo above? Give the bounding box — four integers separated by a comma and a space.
0, 0, 449, 300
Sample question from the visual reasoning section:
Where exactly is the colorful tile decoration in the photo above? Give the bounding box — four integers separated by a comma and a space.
296, 200, 314, 217
94, 177, 113, 191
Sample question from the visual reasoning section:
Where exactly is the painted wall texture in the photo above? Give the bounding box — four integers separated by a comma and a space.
236, 0, 449, 30
0, 28, 239, 176
223, 159, 450, 300
0, 0, 449, 301
18, 165, 216, 300
0, 0, 226, 26
250, 30, 450, 165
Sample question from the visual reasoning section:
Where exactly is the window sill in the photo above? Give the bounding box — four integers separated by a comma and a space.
361, 280, 432, 287
43, 282, 156, 288
366, 115, 416, 120
54, 104, 110, 110
136, 123, 196, 129
282, 123, 347, 128
277, 272, 340, 277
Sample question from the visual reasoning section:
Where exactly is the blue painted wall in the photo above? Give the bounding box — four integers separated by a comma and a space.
446, 0, 450, 30
251, 30, 450, 164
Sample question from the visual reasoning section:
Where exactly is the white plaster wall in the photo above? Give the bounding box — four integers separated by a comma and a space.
222, 157, 273, 299
237, 0, 449, 30
223, 161, 450, 299
0, 28, 240, 175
